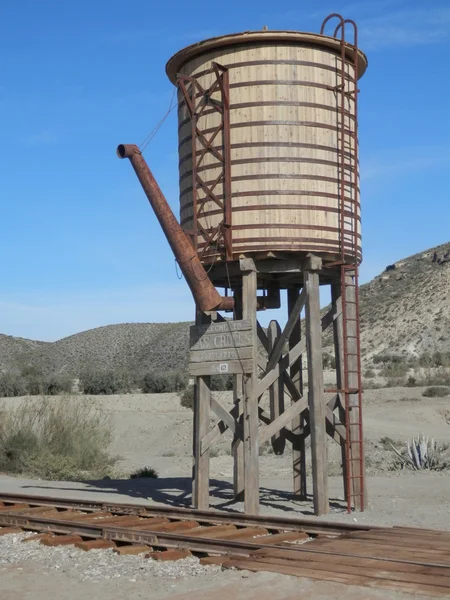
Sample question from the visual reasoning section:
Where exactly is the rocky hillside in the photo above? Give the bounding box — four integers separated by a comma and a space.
0, 242, 448, 377
0, 323, 190, 377
358, 241, 450, 360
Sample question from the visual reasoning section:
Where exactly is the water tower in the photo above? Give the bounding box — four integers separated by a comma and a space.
118, 13, 368, 516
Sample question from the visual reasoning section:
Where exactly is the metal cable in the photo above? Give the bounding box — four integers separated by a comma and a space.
139, 88, 178, 153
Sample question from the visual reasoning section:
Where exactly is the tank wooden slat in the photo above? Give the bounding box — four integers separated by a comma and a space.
175, 42, 361, 262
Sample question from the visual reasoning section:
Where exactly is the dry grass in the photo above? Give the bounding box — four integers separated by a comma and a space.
0, 396, 117, 480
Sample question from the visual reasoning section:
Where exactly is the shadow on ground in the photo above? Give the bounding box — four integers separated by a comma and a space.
22, 476, 347, 515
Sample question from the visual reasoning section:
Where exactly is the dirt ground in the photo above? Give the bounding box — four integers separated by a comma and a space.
1, 386, 449, 599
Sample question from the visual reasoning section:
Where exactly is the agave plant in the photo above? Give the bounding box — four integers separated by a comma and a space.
389, 434, 449, 471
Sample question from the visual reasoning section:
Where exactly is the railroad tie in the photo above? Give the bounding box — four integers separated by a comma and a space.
0, 527, 23, 536
41, 535, 83, 547
146, 549, 192, 561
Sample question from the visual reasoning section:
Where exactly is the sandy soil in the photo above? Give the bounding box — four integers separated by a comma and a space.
1, 386, 449, 599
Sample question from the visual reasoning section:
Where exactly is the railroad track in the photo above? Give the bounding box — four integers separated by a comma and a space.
1, 492, 450, 597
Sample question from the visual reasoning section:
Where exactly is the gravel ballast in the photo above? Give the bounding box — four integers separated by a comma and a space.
0, 532, 219, 583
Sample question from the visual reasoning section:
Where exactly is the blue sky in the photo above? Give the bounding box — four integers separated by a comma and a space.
1, 0, 449, 341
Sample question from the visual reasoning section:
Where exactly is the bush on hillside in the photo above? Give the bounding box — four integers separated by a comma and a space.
0, 371, 72, 397
141, 371, 188, 394
0, 373, 27, 398
380, 362, 408, 378
180, 385, 194, 409
322, 352, 336, 370
80, 370, 130, 395
422, 386, 450, 398
210, 374, 233, 391
0, 396, 116, 480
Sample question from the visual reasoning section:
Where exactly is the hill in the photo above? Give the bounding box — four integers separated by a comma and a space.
358, 241, 450, 360
0, 242, 448, 377
0, 322, 190, 377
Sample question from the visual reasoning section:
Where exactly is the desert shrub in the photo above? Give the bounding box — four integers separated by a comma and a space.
418, 352, 450, 369
364, 369, 375, 379
130, 466, 158, 479
210, 374, 233, 391
373, 353, 404, 365
422, 386, 450, 398
141, 370, 188, 394
405, 376, 417, 387
422, 368, 450, 387
27, 374, 73, 396
322, 352, 336, 370
180, 385, 194, 409
388, 435, 450, 471
0, 373, 27, 397
0, 397, 116, 479
380, 362, 408, 378
80, 370, 130, 395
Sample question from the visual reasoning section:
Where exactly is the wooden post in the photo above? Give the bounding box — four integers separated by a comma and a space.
192, 309, 211, 510
268, 320, 285, 456
305, 256, 329, 516
287, 288, 306, 499
344, 272, 367, 510
241, 259, 259, 514
232, 289, 245, 501
331, 281, 348, 500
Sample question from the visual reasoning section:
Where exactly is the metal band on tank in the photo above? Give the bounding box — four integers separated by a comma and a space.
183, 59, 356, 84
178, 121, 355, 150
180, 157, 356, 182
180, 188, 359, 203
179, 174, 359, 198
179, 142, 355, 168
177, 101, 356, 131
180, 204, 361, 226
179, 157, 356, 182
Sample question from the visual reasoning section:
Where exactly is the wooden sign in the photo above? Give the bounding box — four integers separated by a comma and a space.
189, 319, 254, 376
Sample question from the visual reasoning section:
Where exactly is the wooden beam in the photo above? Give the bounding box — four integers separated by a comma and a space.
242, 263, 259, 514
331, 282, 348, 499
268, 321, 286, 455
210, 396, 242, 437
255, 337, 306, 398
266, 288, 307, 372
192, 310, 211, 510
259, 397, 308, 445
257, 323, 301, 401
232, 288, 244, 500
305, 262, 329, 516
288, 288, 307, 499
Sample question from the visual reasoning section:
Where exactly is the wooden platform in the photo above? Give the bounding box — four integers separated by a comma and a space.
223, 525, 450, 597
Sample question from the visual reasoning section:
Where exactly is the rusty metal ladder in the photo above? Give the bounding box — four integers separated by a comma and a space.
321, 13, 365, 512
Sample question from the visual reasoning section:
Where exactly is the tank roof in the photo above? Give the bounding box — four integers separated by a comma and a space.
166, 30, 368, 83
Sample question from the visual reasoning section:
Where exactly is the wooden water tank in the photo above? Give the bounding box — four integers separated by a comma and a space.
166, 31, 368, 266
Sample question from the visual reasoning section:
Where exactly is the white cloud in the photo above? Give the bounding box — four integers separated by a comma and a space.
359, 6, 450, 50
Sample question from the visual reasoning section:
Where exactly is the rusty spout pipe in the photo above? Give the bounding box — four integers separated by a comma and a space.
117, 144, 234, 313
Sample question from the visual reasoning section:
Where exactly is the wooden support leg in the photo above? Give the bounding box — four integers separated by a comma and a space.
287, 288, 306, 499
232, 289, 245, 501
305, 257, 329, 516
268, 320, 286, 456
241, 262, 259, 514
192, 310, 211, 510
344, 272, 367, 510
331, 281, 348, 500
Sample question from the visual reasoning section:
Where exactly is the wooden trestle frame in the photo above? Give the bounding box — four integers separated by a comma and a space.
192, 254, 366, 516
